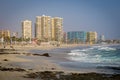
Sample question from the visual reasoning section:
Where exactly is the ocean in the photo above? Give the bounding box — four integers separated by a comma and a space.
29, 44, 120, 74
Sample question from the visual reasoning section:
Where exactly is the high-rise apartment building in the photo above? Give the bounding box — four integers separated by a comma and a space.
22, 20, 32, 39
35, 15, 51, 41
35, 16, 42, 39
52, 17, 63, 42
87, 31, 97, 44
35, 15, 63, 42
51, 18, 55, 40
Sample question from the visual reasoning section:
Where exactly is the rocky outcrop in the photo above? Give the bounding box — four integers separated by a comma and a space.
25, 71, 120, 80
32, 53, 50, 57
0, 49, 15, 52
0, 66, 26, 72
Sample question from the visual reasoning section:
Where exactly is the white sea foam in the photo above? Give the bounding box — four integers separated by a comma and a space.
67, 45, 117, 63
91, 45, 116, 51
71, 49, 81, 53
68, 55, 102, 63
71, 48, 93, 52
81, 48, 94, 51
91, 46, 102, 48
68, 50, 102, 63
68, 52, 87, 56
98, 47, 116, 51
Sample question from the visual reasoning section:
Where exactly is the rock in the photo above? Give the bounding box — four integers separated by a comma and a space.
24, 71, 120, 80
0, 49, 15, 52
32, 54, 41, 56
0, 66, 26, 72
0, 52, 9, 54
26, 53, 32, 56
14, 68, 26, 72
51, 68, 55, 70
32, 53, 50, 57
41, 53, 50, 57
3, 59, 8, 61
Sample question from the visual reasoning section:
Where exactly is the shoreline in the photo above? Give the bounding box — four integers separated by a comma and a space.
0, 44, 120, 80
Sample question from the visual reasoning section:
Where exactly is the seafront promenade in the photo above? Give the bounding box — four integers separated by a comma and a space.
0, 43, 90, 50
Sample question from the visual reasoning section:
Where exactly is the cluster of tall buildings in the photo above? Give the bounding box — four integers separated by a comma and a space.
0, 15, 98, 44
22, 15, 63, 42
22, 15, 98, 44
67, 31, 97, 44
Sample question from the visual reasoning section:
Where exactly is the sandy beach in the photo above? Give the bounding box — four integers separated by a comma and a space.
0, 44, 120, 80
0, 46, 65, 80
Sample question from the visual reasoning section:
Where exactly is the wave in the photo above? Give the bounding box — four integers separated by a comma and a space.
98, 47, 116, 51
68, 52, 88, 56
71, 49, 82, 53
67, 45, 119, 63
71, 46, 116, 53
91, 45, 116, 51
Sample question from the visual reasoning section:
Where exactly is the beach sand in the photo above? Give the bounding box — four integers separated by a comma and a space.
0, 48, 64, 80
0, 44, 120, 80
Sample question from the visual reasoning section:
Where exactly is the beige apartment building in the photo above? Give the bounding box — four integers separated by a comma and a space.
22, 20, 32, 39
35, 15, 63, 42
0, 30, 10, 38
87, 31, 97, 44
35, 15, 51, 41
52, 17, 63, 42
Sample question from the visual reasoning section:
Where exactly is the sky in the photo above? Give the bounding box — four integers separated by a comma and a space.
0, 0, 120, 39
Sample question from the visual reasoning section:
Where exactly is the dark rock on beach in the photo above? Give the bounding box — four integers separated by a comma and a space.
25, 71, 64, 79
0, 49, 15, 52
32, 53, 50, 57
3, 59, 8, 61
0, 51, 50, 57
41, 53, 50, 57
0, 52, 20, 55
0, 66, 26, 72
25, 71, 120, 80
32, 53, 41, 56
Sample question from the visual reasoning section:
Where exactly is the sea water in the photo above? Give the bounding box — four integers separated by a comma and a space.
29, 44, 120, 74
60, 44, 120, 74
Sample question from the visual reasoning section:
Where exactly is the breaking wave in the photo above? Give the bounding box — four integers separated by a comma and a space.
67, 45, 120, 63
